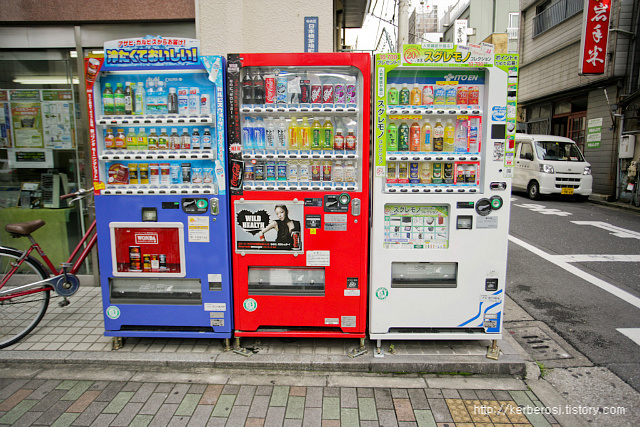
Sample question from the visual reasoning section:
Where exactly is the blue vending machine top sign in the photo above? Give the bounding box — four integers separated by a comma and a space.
103, 36, 201, 70
304, 17, 319, 53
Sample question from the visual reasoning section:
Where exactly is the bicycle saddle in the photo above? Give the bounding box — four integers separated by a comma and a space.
5, 219, 46, 236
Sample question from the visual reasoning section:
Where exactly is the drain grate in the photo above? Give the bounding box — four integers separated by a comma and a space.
509, 325, 573, 361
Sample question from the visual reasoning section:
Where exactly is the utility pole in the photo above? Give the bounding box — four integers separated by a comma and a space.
398, 0, 410, 51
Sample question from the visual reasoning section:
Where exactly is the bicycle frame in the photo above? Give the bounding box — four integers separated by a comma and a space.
0, 220, 97, 300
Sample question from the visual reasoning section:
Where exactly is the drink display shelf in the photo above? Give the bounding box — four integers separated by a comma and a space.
241, 104, 359, 114
386, 107, 482, 116
243, 182, 358, 192
101, 185, 218, 196
100, 150, 217, 161
97, 114, 214, 125
242, 151, 358, 161
386, 153, 479, 162
384, 185, 479, 194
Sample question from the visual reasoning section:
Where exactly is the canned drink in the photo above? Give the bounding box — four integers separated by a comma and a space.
334, 84, 346, 103
456, 86, 469, 105
322, 85, 334, 104
159, 254, 167, 270
254, 161, 265, 181
456, 164, 465, 183
149, 164, 160, 185
160, 163, 171, 185
387, 162, 397, 183
143, 254, 151, 272
277, 160, 287, 181
346, 84, 356, 103
468, 86, 480, 106
244, 163, 255, 181
86, 58, 100, 82
310, 85, 322, 103
444, 162, 454, 184
129, 246, 142, 272
311, 161, 321, 181
266, 160, 276, 181
200, 94, 211, 115
178, 87, 189, 114
139, 163, 149, 184
169, 164, 180, 184
291, 231, 301, 250
265, 75, 276, 104
300, 80, 311, 103
409, 162, 420, 184
432, 163, 443, 184
128, 163, 139, 184
398, 162, 409, 182
150, 254, 159, 270
445, 85, 457, 105
466, 164, 477, 183
276, 76, 288, 104
189, 87, 200, 115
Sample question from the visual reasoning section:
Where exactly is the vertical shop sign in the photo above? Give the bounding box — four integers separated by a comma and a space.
579, 0, 611, 75
586, 117, 603, 149
304, 17, 319, 52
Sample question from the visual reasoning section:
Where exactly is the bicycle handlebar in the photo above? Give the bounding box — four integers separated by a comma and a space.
61, 187, 94, 201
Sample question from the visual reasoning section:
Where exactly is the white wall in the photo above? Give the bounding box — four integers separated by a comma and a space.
197, 0, 334, 56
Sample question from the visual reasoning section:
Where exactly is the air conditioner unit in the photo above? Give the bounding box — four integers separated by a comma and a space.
41, 172, 69, 208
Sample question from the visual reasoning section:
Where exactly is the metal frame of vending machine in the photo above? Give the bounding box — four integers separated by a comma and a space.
369, 45, 519, 356
226, 53, 371, 350
86, 37, 233, 346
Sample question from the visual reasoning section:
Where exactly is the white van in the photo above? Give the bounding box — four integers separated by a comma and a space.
513, 134, 593, 200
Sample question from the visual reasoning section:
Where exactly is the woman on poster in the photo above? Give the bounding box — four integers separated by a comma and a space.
257, 204, 301, 248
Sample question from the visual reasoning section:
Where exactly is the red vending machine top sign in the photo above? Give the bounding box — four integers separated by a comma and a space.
579, 0, 612, 75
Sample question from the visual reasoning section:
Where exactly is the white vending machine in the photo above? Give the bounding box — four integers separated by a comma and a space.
369, 45, 519, 356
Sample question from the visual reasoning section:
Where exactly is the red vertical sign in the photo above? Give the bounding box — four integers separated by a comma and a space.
579, 0, 611, 75
84, 57, 104, 190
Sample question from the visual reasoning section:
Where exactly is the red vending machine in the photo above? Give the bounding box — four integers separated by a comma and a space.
226, 53, 370, 349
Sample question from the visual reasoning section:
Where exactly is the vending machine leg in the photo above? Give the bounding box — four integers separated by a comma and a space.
348, 338, 368, 358
486, 339, 500, 360
112, 336, 124, 350
224, 338, 232, 352
232, 336, 253, 357
374, 339, 385, 358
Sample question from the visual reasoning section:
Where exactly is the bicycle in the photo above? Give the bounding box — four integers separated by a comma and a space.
0, 188, 96, 349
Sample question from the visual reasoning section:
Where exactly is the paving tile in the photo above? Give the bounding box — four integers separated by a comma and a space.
391, 389, 409, 399
166, 384, 191, 404
407, 389, 429, 410
374, 388, 394, 410
89, 413, 117, 427
248, 395, 270, 419
264, 406, 286, 427
211, 394, 236, 418
68, 400, 108, 426
28, 380, 62, 400
377, 409, 399, 427
322, 397, 340, 420
96, 382, 127, 402
31, 389, 67, 412
131, 383, 158, 403
340, 387, 358, 409
457, 390, 477, 400
463, 399, 492, 423
0, 389, 33, 411
222, 384, 241, 395
445, 399, 472, 423
323, 387, 340, 398
199, 385, 223, 405
341, 407, 359, 426
440, 390, 460, 399
302, 407, 321, 427
255, 386, 273, 396
413, 409, 437, 427
283, 418, 302, 427
140, 393, 168, 416
9, 410, 43, 427
35, 400, 74, 425
103, 391, 135, 414
426, 399, 453, 423
425, 389, 443, 399
285, 396, 305, 419
167, 415, 189, 427
320, 420, 339, 427
110, 402, 144, 427
244, 417, 265, 427
185, 404, 213, 427
175, 394, 201, 417
358, 397, 377, 421
50, 412, 80, 427
394, 398, 416, 422
236, 385, 257, 406
149, 403, 179, 427
227, 405, 250, 427
357, 388, 374, 398
206, 416, 229, 427
270, 386, 290, 407
289, 386, 306, 397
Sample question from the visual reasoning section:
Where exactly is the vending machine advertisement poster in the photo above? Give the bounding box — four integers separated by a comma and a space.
234, 201, 304, 253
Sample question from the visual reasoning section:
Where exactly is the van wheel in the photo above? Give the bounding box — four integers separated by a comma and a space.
527, 181, 541, 200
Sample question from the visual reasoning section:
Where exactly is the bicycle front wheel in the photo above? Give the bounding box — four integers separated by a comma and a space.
0, 247, 50, 349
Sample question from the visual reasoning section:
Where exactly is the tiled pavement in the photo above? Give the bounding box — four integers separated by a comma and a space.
0, 375, 560, 427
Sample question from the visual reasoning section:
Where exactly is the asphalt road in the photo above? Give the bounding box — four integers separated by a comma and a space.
507, 193, 640, 392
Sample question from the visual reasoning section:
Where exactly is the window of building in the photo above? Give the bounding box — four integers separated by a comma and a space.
533, 0, 584, 38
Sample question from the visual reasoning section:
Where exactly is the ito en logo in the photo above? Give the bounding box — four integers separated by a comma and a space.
403, 48, 420, 63
243, 298, 258, 312
106, 306, 121, 319
376, 287, 389, 300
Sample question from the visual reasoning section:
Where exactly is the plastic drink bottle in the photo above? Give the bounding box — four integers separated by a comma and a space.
398, 122, 410, 151
145, 78, 155, 114
288, 117, 299, 150
445, 85, 457, 106
242, 72, 254, 104
114, 83, 125, 115
434, 83, 445, 107
455, 118, 468, 152
115, 129, 126, 149
333, 130, 345, 150
253, 72, 264, 104
299, 117, 311, 150
421, 120, 432, 151
126, 128, 137, 150
242, 117, 254, 150
399, 85, 410, 105
135, 82, 145, 115
156, 80, 167, 115
409, 122, 421, 151
253, 117, 266, 150
322, 118, 333, 150
180, 128, 191, 149
345, 129, 357, 151
433, 121, 444, 151
276, 118, 288, 151
386, 122, 398, 151
265, 118, 276, 151
444, 119, 455, 152
469, 118, 480, 152
202, 128, 212, 150
167, 88, 178, 114
158, 129, 169, 150
311, 118, 322, 150
410, 84, 422, 105
420, 163, 432, 183
124, 82, 133, 115
105, 129, 115, 149
422, 85, 434, 105
137, 128, 148, 150
169, 128, 180, 150
148, 128, 159, 150
387, 85, 398, 104
102, 83, 114, 115
191, 128, 201, 149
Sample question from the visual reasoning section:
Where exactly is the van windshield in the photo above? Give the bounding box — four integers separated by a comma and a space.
534, 141, 585, 161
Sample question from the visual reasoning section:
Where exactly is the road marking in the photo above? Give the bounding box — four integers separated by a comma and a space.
508, 235, 640, 310
551, 254, 640, 262
512, 203, 573, 216
571, 221, 640, 239
617, 328, 640, 346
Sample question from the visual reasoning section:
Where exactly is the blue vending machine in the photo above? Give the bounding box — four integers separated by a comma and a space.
85, 37, 232, 346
